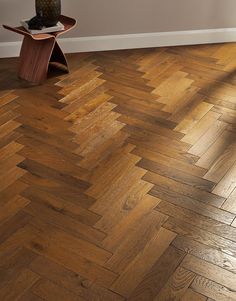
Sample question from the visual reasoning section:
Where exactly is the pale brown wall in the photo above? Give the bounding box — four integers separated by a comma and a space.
1, 0, 236, 42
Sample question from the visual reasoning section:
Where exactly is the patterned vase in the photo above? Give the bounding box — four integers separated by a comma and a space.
36, 0, 61, 27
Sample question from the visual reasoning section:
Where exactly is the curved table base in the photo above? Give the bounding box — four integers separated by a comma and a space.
18, 36, 69, 84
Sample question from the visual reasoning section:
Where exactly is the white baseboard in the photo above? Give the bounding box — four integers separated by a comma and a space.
1, 27, 236, 58
0, 41, 22, 58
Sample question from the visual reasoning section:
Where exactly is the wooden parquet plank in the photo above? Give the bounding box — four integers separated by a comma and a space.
129, 136, 198, 164
30, 256, 125, 301
0, 268, 40, 301
175, 102, 213, 134
132, 146, 207, 177
123, 124, 190, 152
114, 104, 177, 130
59, 77, 106, 105
127, 246, 185, 300
22, 187, 100, 226
153, 266, 196, 301
71, 99, 116, 128
168, 222, 236, 267
181, 254, 236, 291
191, 276, 236, 301
71, 93, 114, 125
78, 130, 129, 170
0, 211, 31, 245
172, 236, 236, 273
196, 129, 236, 169
104, 211, 167, 273
88, 143, 136, 183
180, 288, 207, 301
60, 70, 103, 97
0, 247, 37, 290
17, 136, 89, 182
0, 195, 30, 225
27, 218, 111, 265
222, 188, 236, 214
118, 114, 184, 140
203, 141, 236, 183
94, 179, 153, 233
148, 62, 183, 89
232, 218, 236, 228
18, 291, 44, 301
153, 71, 194, 113
146, 172, 225, 207
156, 201, 236, 242
1, 43, 236, 300
23, 201, 106, 245
111, 227, 176, 297
0, 154, 25, 177
87, 155, 141, 208
151, 186, 233, 224
31, 279, 87, 301
110, 91, 169, 118
138, 158, 215, 192
101, 195, 163, 251
188, 120, 228, 156
212, 160, 236, 198
20, 172, 96, 208
0, 110, 20, 127
21, 225, 117, 288
0, 93, 18, 108
18, 160, 90, 199
0, 141, 24, 160
181, 111, 220, 144
64, 86, 110, 118
16, 124, 79, 153
0, 167, 26, 193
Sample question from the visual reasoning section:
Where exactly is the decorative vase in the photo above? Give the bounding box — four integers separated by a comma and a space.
36, 0, 61, 27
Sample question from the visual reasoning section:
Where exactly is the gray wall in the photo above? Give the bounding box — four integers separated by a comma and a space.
1, 0, 236, 42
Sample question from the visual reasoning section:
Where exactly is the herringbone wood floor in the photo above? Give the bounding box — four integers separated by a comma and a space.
0, 43, 236, 301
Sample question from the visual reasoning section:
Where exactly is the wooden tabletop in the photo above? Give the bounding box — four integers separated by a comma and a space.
3, 15, 77, 40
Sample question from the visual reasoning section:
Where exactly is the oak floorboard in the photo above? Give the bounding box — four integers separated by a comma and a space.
1, 43, 236, 300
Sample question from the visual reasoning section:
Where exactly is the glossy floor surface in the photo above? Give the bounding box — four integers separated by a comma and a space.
0, 43, 236, 301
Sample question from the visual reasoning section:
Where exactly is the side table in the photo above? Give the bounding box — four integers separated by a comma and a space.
3, 15, 76, 84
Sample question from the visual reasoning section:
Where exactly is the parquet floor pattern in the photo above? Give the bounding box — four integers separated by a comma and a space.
0, 42, 236, 301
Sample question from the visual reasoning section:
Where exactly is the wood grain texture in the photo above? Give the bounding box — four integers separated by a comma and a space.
0, 42, 236, 300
